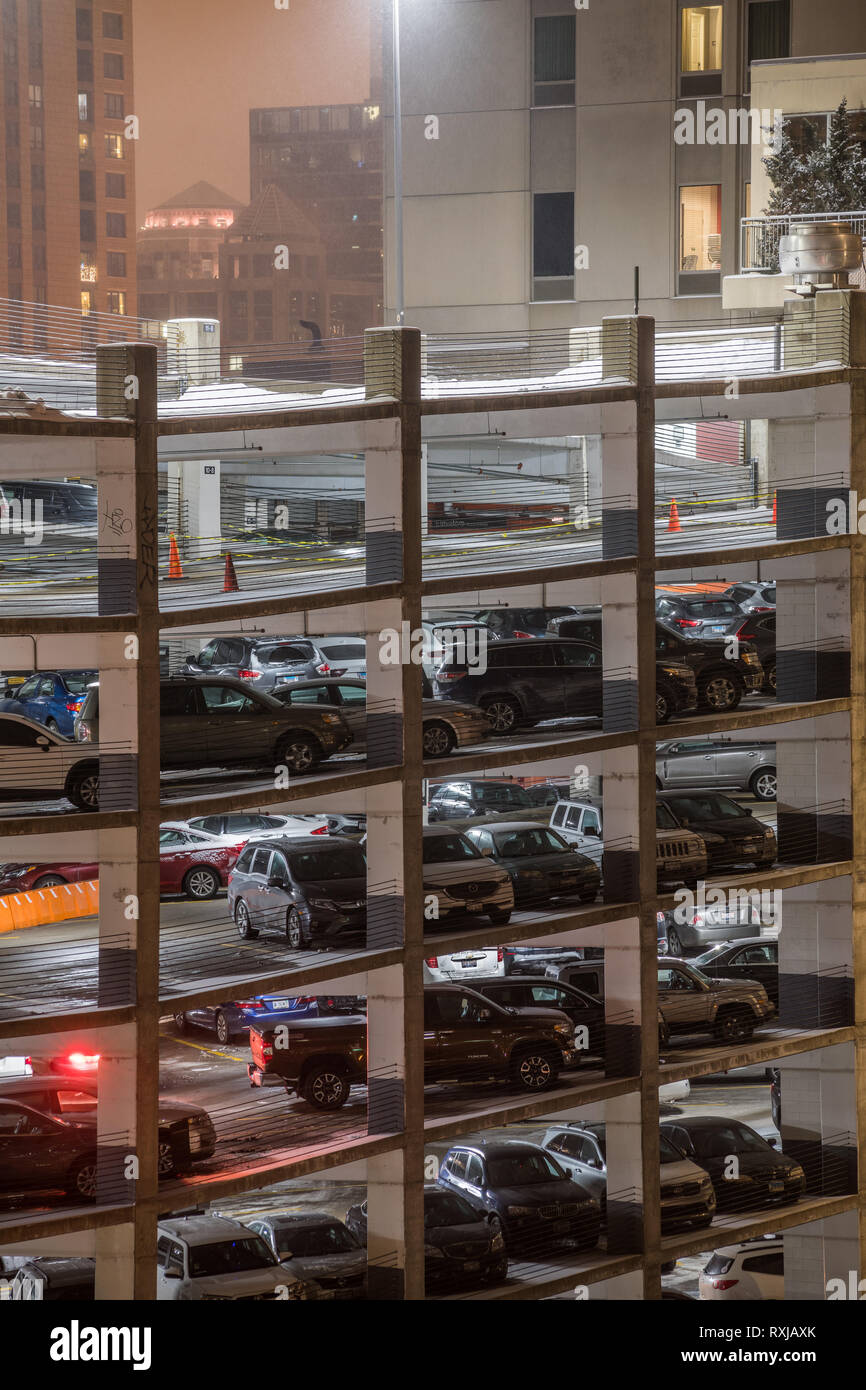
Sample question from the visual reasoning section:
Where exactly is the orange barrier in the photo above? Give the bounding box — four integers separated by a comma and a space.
223, 551, 239, 592
0, 878, 99, 933
772, 491, 777, 523
167, 532, 184, 580
666, 498, 681, 532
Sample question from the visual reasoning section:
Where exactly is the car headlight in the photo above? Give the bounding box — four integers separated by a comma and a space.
491, 1233, 505, 1252
742, 653, 759, 664
309, 897, 336, 911
789, 1166, 805, 1180
424, 1244, 446, 1259
507, 1205, 535, 1217
554, 1023, 573, 1037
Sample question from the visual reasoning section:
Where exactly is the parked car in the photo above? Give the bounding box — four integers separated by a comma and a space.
228, 835, 367, 946
699, 1236, 784, 1300
174, 993, 364, 1044
0, 1255, 95, 1300
179, 634, 367, 690
0, 478, 97, 523
523, 780, 571, 807
427, 778, 538, 822
724, 581, 777, 613
156, 1216, 311, 1301
468, 976, 605, 1059
658, 791, 777, 872
422, 946, 505, 983
655, 592, 746, 637
662, 1117, 805, 1211
504, 943, 590, 977
543, 958, 606, 999
247, 983, 578, 1106
0, 860, 96, 893
540, 1122, 716, 1231
184, 811, 329, 838
345, 1185, 509, 1290
657, 958, 774, 1043
438, 1140, 602, 1254
421, 825, 514, 925
548, 612, 763, 712
247, 1213, 367, 1300
0, 712, 100, 810
325, 812, 367, 838
0, 1072, 216, 1176
463, 822, 600, 906
419, 618, 496, 679
271, 675, 491, 758
434, 636, 696, 733
74, 676, 352, 775
0, 670, 97, 737
660, 897, 763, 958
724, 612, 776, 694
0, 1097, 99, 1199
691, 939, 779, 1006
549, 797, 709, 889
471, 606, 580, 638
655, 738, 777, 802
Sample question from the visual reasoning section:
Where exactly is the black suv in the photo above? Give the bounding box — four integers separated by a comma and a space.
658, 791, 777, 871
427, 778, 537, 821
435, 637, 696, 733
547, 611, 763, 713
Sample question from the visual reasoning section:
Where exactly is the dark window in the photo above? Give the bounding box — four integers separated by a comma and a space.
79, 208, 96, 242
29, 161, 42, 188
4, 75, 15, 104
103, 51, 123, 79
250, 848, 272, 877
533, 191, 574, 282
30, 202, 43, 229
742, 1251, 783, 1276
5, 162, 18, 187
7, 242, 20, 268
28, 123, 42, 148
76, 49, 92, 82
102, 11, 123, 38
79, 168, 95, 201
253, 289, 273, 340
229, 290, 247, 319
104, 91, 124, 119
106, 250, 126, 276
533, 15, 575, 105
75, 6, 92, 40
252, 253, 271, 277
159, 686, 200, 717
105, 170, 125, 197
747, 1, 790, 64
0, 716, 45, 746
5, 202, 19, 227
105, 210, 126, 237
5, 120, 18, 146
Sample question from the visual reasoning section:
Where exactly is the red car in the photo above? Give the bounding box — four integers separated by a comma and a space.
0, 824, 246, 901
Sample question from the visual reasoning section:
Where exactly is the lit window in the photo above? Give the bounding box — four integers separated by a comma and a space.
681, 6, 722, 72
78, 92, 89, 120
80, 290, 92, 316
107, 290, 126, 315
105, 133, 123, 159
679, 185, 722, 272
79, 131, 90, 153
80, 260, 97, 282
28, 83, 42, 107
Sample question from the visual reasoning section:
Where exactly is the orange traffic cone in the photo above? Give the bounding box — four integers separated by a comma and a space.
223, 551, 239, 593
772, 491, 777, 523
667, 498, 681, 533
167, 532, 183, 580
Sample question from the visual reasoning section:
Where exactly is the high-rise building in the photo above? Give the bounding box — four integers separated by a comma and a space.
137, 181, 244, 323
0, 0, 136, 343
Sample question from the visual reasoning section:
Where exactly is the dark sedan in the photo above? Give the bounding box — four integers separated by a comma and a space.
0, 1098, 97, 1200
661, 1116, 805, 1212
438, 1139, 601, 1254
346, 1187, 509, 1290
658, 792, 777, 871
468, 976, 605, 1061
692, 939, 778, 1006
464, 822, 600, 906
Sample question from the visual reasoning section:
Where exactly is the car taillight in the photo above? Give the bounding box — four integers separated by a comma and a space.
66, 1051, 100, 1070
513, 630, 533, 639
750, 605, 773, 613
497, 947, 503, 962
238, 669, 261, 680
435, 670, 464, 681
675, 618, 701, 627
239, 1000, 265, 1010
310, 825, 328, 835
315, 663, 331, 674
77, 722, 91, 742
709, 1279, 738, 1290
425, 956, 439, 968
328, 667, 347, 677
66, 701, 82, 712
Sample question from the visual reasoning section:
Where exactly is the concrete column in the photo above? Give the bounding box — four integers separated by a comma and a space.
778, 1042, 857, 1214
778, 878, 853, 1034
584, 434, 603, 526
775, 546, 850, 705
772, 382, 849, 539
783, 1210, 860, 1301
776, 712, 851, 869
94, 1222, 136, 1302
566, 436, 589, 530
165, 458, 222, 561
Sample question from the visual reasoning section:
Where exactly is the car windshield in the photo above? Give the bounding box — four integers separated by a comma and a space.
274, 1222, 358, 1256
684, 601, 739, 617
667, 794, 747, 820
424, 1192, 482, 1228
319, 642, 366, 661
492, 827, 567, 857
287, 847, 366, 881
656, 804, 679, 830
188, 1236, 277, 1277
689, 1123, 770, 1158
693, 945, 733, 965
257, 643, 313, 665
473, 785, 532, 808
423, 833, 480, 863
487, 1152, 563, 1185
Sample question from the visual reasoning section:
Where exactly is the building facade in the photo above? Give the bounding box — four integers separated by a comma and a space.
137, 181, 243, 324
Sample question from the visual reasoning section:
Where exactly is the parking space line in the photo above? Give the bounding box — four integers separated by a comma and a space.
158, 1031, 245, 1064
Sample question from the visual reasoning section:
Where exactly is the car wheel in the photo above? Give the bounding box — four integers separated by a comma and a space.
274, 733, 321, 775
487, 907, 512, 924
66, 1154, 98, 1200
750, 768, 777, 801
214, 1010, 231, 1045
485, 1260, 509, 1285
234, 900, 259, 940
714, 1008, 754, 1043
45, 718, 60, 733
480, 696, 520, 736
301, 1066, 351, 1109
157, 1138, 177, 1178
182, 866, 220, 900
422, 720, 456, 758
33, 873, 68, 889
578, 886, 598, 904
697, 673, 741, 712
174, 1012, 188, 1033
510, 1047, 560, 1093
65, 762, 99, 811
667, 927, 685, 957
655, 688, 672, 724
286, 907, 307, 949
763, 663, 776, 695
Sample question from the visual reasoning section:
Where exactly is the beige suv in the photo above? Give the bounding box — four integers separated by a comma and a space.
422, 826, 514, 925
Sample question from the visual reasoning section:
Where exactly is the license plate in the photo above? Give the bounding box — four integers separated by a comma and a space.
460, 959, 478, 967
277, 675, 301, 683
268, 999, 292, 1010
463, 1261, 480, 1272
708, 625, 725, 632
358, 670, 366, 679
467, 903, 483, 912
768, 1180, 784, 1194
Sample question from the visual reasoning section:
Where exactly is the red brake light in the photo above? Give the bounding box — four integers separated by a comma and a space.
66, 1051, 100, 1070
66, 701, 81, 712
435, 670, 463, 681
310, 825, 328, 834
315, 662, 331, 674
710, 1279, 738, 1290
513, 630, 533, 639
675, 618, 701, 627
750, 605, 773, 612
497, 947, 503, 962
238, 999, 265, 1010
238, 669, 260, 680
425, 956, 439, 968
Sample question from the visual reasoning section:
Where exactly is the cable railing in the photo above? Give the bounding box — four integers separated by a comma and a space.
740, 210, 866, 275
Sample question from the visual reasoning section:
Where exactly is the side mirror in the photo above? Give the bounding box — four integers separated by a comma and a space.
183, 654, 198, 663
36, 735, 51, 750
768, 1136, 778, 1148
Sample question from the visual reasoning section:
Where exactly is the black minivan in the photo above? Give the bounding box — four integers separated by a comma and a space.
227, 835, 367, 947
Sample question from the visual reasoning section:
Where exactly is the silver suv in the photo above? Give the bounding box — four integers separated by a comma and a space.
655, 738, 776, 802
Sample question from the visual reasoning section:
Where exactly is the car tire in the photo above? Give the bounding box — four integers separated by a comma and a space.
234, 900, 259, 940
484, 1260, 509, 1285
300, 1066, 351, 1109
763, 663, 776, 695
667, 927, 685, 957
578, 886, 598, 904
750, 767, 777, 802
480, 695, 521, 736
174, 1012, 188, 1033
33, 873, 68, 889
422, 720, 456, 758
182, 866, 220, 900
214, 1010, 231, 1045
714, 1008, 755, 1043
510, 1046, 560, 1093
697, 673, 742, 713
66, 1154, 98, 1200
274, 732, 322, 776
655, 687, 673, 724
487, 907, 512, 925
286, 907, 307, 949
46, 718, 60, 733
65, 762, 99, 811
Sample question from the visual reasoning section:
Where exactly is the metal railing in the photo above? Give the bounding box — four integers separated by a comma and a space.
740, 210, 866, 276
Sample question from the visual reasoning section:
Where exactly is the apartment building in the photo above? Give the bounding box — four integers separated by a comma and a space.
137, 181, 243, 324
384, 0, 866, 331
0, 0, 135, 343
